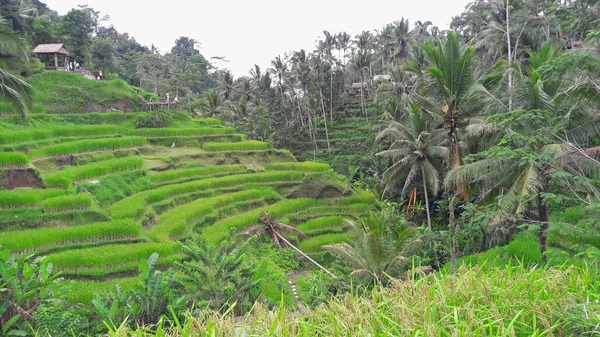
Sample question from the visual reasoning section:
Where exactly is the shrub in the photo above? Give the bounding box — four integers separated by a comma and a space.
45, 158, 144, 188
0, 152, 28, 168
0, 220, 139, 251
266, 161, 330, 172
150, 164, 246, 183
0, 189, 65, 208
203, 140, 272, 151
28, 137, 147, 158
41, 194, 93, 212
135, 111, 173, 129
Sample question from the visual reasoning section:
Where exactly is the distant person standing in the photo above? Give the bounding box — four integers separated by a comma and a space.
173, 95, 179, 103
98, 70, 103, 80
166, 92, 170, 103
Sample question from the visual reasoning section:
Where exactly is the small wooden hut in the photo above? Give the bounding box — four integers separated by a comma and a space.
33, 44, 70, 70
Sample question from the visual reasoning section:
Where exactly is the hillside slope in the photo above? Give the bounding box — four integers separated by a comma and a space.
0, 107, 376, 303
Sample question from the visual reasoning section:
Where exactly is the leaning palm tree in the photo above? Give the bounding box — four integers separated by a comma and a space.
325, 210, 423, 286
376, 105, 447, 231
247, 212, 342, 281
0, 18, 32, 119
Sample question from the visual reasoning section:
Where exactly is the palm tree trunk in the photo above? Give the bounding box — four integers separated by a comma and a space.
330, 67, 334, 124
275, 232, 342, 282
537, 193, 549, 263
421, 165, 432, 231
506, 0, 513, 111
360, 71, 371, 136
449, 195, 458, 275
319, 88, 332, 153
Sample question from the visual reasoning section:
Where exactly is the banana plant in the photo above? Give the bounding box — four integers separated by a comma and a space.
0, 245, 59, 336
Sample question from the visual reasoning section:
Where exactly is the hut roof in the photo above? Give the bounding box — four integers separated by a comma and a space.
33, 44, 70, 55
351, 82, 367, 88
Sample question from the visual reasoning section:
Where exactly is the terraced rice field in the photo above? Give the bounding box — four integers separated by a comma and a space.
0, 112, 375, 302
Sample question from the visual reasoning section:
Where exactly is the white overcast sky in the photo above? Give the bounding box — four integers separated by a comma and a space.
43, 0, 473, 76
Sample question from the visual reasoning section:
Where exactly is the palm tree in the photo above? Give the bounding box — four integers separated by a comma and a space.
324, 211, 423, 286
337, 31, 351, 67
0, 18, 32, 119
200, 89, 222, 117
174, 239, 259, 314
354, 30, 374, 53
416, 31, 502, 274
352, 50, 373, 135
269, 55, 288, 105
445, 109, 600, 263
376, 105, 447, 231
220, 70, 235, 100
248, 212, 342, 281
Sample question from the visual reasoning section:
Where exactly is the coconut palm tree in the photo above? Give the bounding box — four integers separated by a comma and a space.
376, 105, 447, 231
220, 70, 235, 100
269, 55, 288, 105
352, 50, 373, 134
415, 31, 503, 274
0, 18, 32, 119
445, 108, 600, 263
324, 210, 423, 286
200, 89, 222, 117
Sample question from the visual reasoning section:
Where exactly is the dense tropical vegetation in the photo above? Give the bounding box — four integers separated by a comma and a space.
0, 0, 599, 335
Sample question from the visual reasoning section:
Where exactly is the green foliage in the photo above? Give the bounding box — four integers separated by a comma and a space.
0, 189, 65, 208
92, 253, 183, 329
173, 239, 260, 315
0, 151, 28, 167
0, 245, 61, 335
32, 302, 92, 337
44, 157, 144, 188
134, 111, 173, 129
203, 140, 272, 151
28, 136, 146, 158
41, 193, 93, 212
27, 72, 140, 114
116, 264, 600, 336
0, 220, 139, 251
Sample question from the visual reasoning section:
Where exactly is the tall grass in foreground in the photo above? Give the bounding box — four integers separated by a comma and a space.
113, 264, 600, 336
